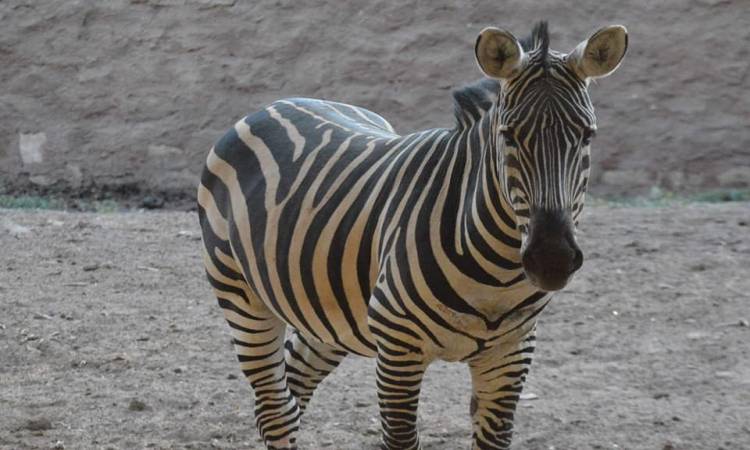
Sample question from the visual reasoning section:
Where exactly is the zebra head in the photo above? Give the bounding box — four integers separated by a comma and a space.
475, 22, 627, 291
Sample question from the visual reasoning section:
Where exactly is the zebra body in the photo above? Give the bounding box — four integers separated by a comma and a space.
199, 22, 627, 450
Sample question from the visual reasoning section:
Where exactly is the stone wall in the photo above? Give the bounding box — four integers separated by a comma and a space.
1, 0, 748, 199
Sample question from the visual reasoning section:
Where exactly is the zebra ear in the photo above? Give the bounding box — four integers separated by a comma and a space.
474, 27, 526, 79
567, 25, 628, 80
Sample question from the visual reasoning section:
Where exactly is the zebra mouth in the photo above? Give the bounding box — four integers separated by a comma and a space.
523, 269, 574, 292
519, 211, 584, 292
521, 246, 583, 291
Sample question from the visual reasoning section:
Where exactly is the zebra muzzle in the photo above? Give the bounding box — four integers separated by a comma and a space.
520, 209, 583, 291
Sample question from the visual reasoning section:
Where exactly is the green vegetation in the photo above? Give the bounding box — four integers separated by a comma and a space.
590, 188, 750, 208
0, 195, 67, 210
1, 188, 748, 213
0, 195, 121, 212
689, 189, 750, 203
88, 199, 120, 213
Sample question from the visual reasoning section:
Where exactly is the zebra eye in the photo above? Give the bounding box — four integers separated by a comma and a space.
501, 128, 516, 147
582, 128, 596, 146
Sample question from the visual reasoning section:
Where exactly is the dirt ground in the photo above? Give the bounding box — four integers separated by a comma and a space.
1, 203, 749, 450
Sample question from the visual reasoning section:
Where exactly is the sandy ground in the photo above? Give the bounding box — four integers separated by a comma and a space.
1, 204, 749, 450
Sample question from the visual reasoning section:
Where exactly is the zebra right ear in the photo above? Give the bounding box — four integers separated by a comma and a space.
474, 27, 526, 79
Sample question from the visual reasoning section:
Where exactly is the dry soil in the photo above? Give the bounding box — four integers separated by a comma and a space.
1, 203, 749, 449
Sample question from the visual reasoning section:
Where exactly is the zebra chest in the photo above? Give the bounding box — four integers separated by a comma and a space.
369, 269, 546, 361
425, 293, 545, 361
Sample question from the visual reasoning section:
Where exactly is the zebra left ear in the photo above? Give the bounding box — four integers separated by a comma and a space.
567, 25, 628, 80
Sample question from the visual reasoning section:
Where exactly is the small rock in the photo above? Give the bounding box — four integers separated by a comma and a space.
4, 221, 31, 236
19, 132, 46, 164
33, 312, 53, 320
20, 417, 52, 431
177, 230, 201, 241
354, 400, 369, 407
22, 333, 40, 342
687, 331, 709, 340
520, 392, 538, 400
82, 264, 100, 272
226, 373, 238, 380
717, 166, 750, 187
174, 366, 186, 374
653, 392, 669, 400
128, 399, 148, 411
714, 371, 734, 379
52, 440, 65, 450
140, 195, 164, 209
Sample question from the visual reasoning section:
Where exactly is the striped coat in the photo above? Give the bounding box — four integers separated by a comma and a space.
198, 21, 627, 450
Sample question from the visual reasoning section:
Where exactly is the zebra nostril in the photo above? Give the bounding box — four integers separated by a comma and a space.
571, 248, 583, 273
521, 250, 539, 274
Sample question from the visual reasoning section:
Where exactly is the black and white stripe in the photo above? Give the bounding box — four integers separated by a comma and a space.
198, 21, 626, 450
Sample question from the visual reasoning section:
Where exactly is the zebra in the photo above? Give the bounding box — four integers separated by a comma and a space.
198, 21, 627, 450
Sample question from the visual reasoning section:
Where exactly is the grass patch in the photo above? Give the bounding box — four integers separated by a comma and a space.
88, 200, 121, 213
1, 188, 748, 213
0, 195, 123, 212
592, 188, 750, 207
0, 195, 67, 210
689, 189, 750, 203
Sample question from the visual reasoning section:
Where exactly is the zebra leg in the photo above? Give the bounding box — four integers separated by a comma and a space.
467, 331, 537, 450
376, 351, 428, 450
284, 330, 347, 414
209, 277, 300, 449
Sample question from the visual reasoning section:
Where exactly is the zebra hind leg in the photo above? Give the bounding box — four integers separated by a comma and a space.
217, 288, 300, 449
284, 330, 347, 414
204, 254, 300, 448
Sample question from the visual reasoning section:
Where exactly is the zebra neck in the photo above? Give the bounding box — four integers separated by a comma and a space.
439, 111, 524, 283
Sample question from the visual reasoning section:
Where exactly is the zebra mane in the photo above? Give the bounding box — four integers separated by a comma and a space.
452, 78, 501, 129
520, 21, 551, 70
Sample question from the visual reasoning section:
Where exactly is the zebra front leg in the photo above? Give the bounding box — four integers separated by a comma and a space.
468, 331, 537, 450
376, 350, 428, 450
284, 330, 347, 414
